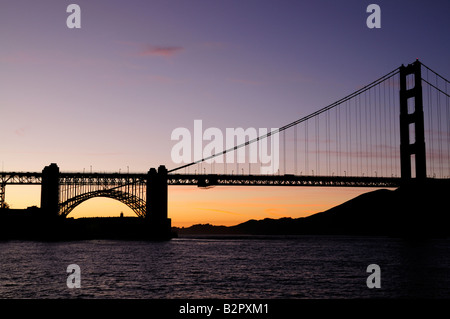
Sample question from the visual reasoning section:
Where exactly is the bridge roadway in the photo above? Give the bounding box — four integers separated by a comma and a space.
1, 172, 402, 188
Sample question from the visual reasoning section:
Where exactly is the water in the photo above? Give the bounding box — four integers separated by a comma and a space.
0, 235, 450, 299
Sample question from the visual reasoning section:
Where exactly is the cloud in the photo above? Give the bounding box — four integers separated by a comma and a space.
229, 78, 264, 86
104, 74, 174, 87
0, 52, 42, 64
83, 152, 124, 156
264, 208, 286, 217
14, 127, 29, 137
201, 42, 227, 49
139, 45, 184, 57
197, 208, 244, 216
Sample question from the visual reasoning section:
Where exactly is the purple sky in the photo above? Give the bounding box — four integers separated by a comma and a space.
2, 0, 449, 173
2, 1, 450, 223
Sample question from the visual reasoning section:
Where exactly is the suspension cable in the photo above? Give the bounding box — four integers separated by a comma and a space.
168, 67, 401, 173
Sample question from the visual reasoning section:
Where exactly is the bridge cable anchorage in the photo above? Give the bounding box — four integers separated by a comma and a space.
168, 66, 401, 173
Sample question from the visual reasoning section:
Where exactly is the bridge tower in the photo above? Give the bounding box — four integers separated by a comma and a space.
40, 163, 60, 218
146, 165, 171, 237
399, 60, 427, 181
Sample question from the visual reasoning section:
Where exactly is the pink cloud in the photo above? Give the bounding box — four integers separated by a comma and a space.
103, 74, 174, 87
139, 46, 184, 57
14, 127, 29, 137
229, 78, 264, 86
201, 42, 227, 49
0, 52, 42, 64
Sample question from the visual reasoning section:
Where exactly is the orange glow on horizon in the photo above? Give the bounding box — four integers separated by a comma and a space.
168, 186, 379, 227
3, 185, 382, 228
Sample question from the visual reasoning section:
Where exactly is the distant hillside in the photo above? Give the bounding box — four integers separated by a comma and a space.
173, 180, 450, 237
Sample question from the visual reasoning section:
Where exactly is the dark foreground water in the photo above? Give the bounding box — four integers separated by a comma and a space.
0, 235, 449, 299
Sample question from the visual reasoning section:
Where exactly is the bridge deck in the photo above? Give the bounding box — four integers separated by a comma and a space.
167, 174, 402, 188
1, 172, 402, 188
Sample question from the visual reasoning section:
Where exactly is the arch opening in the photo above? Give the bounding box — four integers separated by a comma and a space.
60, 189, 146, 218
67, 198, 136, 219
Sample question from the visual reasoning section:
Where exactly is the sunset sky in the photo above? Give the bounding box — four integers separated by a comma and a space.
1, 1, 450, 227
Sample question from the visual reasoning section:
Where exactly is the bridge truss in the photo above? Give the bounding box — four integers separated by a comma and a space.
0, 172, 148, 216
58, 173, 147, 217
0, 171, 401, 212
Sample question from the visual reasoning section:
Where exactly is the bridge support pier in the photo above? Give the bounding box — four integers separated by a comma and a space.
146, 165, 172, 238
40, 163, 60, 218
0, 183, 5, 209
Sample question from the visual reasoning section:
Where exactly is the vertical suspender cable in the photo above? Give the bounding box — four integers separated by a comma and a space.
436, 74, 442, 177
428, 69, 434, 176
446, 80, 450, 177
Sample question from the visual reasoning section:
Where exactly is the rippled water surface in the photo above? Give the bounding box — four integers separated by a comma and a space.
1, 236, 450, 298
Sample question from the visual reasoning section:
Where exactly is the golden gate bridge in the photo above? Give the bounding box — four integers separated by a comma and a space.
1, 60, 449, 238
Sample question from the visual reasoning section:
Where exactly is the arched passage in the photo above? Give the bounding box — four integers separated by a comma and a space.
59, 189, 146, 218
68, 197, 136, 218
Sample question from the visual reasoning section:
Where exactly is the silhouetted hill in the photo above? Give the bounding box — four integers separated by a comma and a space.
173, 180, 450, 237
